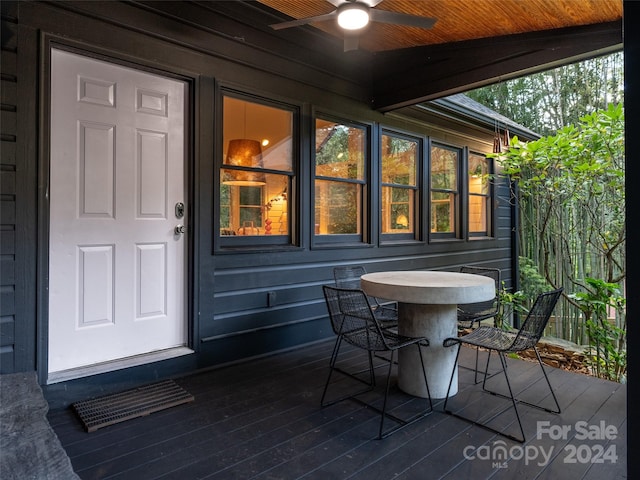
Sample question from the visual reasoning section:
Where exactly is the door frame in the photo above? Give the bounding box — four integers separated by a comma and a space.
37, 37, 198, 385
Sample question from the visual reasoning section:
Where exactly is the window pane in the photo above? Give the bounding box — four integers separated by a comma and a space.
469, 195, 488, 233
220, 172, 289, 236
220, 95, 293, 241
315, 119, 365, 180
431, 144, 459, 237
469, 154, 490, 194
314, 179, 361, 234
431, 146, 458, 190
381, 135, 416, 186
431, 191, 454, 233
224, 97, 293, 171
382, 186, 414, 233
381, 133, 418, 236
469, 153, 491, 234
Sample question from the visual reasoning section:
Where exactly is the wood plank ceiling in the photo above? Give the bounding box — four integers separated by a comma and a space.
256, 0, 623, 110
258, 0, 622, 52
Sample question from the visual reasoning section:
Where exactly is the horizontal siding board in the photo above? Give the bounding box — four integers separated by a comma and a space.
203, 299, 327, 340
0, 19, 17, 52
1, 79, 17, 104
0, 198, 15, 224
0, 290, 15, 316
0, 50, 17, 77
198, 317, 331, 367
212, 283, 323, 315
0, 315, 14, 346
0, 170, 15, 195
1, 111, 16, 136
0, 256, 14, 284
0, 142, 16, 165
0, 345, 14, 373
0, 231, 13, 254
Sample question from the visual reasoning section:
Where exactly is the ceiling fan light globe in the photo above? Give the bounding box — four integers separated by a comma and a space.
337, 4, 369, 30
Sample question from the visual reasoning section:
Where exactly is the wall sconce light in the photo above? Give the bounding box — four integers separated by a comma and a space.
222, 139, 266, 185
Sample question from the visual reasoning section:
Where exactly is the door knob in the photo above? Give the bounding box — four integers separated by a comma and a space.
175, 224, 186, 235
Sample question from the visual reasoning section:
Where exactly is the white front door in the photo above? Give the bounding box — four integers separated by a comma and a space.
48, 49, 188, 376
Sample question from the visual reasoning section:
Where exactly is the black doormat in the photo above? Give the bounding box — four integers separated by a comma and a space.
72, 379, 194, 432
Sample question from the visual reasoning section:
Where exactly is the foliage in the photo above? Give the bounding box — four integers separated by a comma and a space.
491, 104, 625, 349
568, 278, 626, 383
469, 55, 626, 382
518, 256, 550, 306
467, 52, 623, 136
495, 280, 527, 330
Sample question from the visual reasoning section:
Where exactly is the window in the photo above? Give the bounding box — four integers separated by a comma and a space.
468, 152, 492, 237
430, 143, 460, 237
219, 95, 294, 244
314, 118, 366, 241
381, 132, 419, 238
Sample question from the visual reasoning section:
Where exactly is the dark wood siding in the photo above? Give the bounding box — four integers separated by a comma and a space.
1, 3, 38, 373
1, 7, 18, 373
5, 1, 517, 404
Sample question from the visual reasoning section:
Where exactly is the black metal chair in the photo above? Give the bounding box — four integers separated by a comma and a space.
321, 285, 433, 439
443, 288, 563, 443
457, 266, 501, 383
333, 266, 398, 329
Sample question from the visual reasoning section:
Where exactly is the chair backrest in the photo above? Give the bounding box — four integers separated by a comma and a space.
510, 288, 563, 352
322, 285, 388, 351
333, 266, 383, 308
333, 266, 366, 290
458, 266, 501, 317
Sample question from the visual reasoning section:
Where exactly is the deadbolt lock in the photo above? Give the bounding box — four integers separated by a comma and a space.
175, 202, 185, 219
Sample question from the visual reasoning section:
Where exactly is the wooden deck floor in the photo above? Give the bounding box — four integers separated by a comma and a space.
48, 340, 627, 479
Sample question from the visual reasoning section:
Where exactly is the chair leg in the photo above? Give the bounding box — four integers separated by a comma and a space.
443, 342, 462, 413
534, 346, 561, 414
378, 350, 396, 439
452, 348, 561, 443
445, 348, 526, 443
321, 336, 376, 407
377, 345, 433, 439
482, 347, 561, 414
494, 352, 526, 443
473, 346, 481, 384
458, 346, 487, 383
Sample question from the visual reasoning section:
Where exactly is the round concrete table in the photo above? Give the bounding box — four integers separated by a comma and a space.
361, 270, 495, 399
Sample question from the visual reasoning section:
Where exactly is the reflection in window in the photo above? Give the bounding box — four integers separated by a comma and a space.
220, 96, 292, 237
314, 118, 365, 235
381, 133, 418, 234
431, 144, 459, 234
469, 152, 492, 236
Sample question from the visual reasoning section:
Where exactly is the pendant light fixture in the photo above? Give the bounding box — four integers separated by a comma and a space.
223, 139, 266, 185
223, 101, 266, 185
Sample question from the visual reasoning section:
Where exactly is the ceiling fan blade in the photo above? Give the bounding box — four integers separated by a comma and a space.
270, 12, 337, 30
343, 34, 360, 52
369, 9, 437, 29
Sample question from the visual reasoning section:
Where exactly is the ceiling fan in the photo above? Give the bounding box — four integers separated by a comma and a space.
269, 0, 437, 52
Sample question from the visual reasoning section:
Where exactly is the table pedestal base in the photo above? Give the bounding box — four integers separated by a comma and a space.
397, 302, 458, 399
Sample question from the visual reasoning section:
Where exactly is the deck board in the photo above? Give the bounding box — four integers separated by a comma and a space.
48, 340, 627, 479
